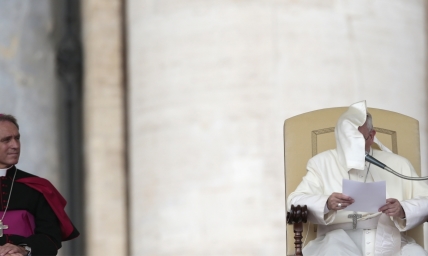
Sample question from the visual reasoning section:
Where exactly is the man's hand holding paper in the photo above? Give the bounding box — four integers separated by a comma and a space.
327, 192, 354, 211
379, 198, 406, 218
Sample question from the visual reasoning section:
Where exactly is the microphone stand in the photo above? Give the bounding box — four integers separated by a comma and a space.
365, 153, 428, 181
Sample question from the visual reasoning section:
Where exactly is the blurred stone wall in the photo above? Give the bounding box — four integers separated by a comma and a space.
0, 2, 60, 186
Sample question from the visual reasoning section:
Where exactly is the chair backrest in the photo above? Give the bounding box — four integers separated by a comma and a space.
284, 107, 422, 255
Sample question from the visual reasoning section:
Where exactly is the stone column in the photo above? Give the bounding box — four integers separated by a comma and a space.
81, 0, 127, 255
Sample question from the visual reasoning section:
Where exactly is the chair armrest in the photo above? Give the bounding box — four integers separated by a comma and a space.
287, 205, 308, 256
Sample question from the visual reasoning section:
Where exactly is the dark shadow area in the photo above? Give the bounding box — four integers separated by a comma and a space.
54, 0, 85, 255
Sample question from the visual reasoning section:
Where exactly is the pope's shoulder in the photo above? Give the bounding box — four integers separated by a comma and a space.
308, 149, 339, 165
372, 149, 414, 167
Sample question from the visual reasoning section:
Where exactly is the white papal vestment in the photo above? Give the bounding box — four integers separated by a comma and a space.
288, 148, 428, 256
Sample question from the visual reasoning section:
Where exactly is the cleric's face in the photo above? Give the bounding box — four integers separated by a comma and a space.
357, 121, 375, 152
0, 121, 20, 169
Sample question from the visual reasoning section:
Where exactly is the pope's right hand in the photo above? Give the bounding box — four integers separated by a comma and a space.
327, 192, 354, 211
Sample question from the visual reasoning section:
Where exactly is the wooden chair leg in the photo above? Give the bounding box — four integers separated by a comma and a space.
293, 222, 303, 256
287, 205, 307, 256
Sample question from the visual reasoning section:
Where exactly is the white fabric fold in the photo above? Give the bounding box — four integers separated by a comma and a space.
374, 137, 392, 153
335, 100, 367, 170
335, 100, 392, 170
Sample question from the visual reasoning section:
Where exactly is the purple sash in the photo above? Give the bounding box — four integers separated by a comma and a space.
0, 210, 35, 237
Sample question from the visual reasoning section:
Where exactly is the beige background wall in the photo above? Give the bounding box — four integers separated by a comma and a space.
125, 0, 427, 255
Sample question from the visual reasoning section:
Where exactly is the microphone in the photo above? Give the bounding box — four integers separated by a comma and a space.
365, 153, 428, 181
365, 154, 386, 169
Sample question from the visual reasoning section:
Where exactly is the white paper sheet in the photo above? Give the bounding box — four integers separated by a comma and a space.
342, 179, 386, 212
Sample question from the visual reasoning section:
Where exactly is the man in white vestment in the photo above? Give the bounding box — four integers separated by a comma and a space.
287, 100, 428, 256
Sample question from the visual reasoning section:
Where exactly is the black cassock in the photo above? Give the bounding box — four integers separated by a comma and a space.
0, 166, 79, 256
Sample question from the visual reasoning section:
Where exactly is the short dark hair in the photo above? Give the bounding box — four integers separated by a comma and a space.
0, 114, 19, 129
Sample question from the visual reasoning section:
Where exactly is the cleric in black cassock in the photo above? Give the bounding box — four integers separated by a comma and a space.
0, 114, 79, 256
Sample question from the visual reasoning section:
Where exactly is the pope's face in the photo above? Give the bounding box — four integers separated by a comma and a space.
358, 121, 375, 152
0, 121, 20, 169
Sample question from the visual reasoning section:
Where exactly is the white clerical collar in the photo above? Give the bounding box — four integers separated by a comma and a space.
0, 168, 8, 177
